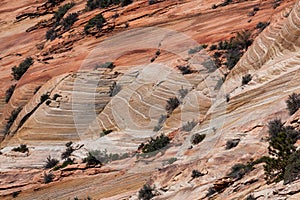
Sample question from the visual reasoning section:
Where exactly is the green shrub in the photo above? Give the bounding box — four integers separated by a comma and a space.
242, 74, 252, 85
121, 0, 132, 6
157, 114, 167, 124
274, 2, 281, 9
138, 184, 154, 200
62, 157, 74, 167
41, 94, 50, 103
268, 119, 283, 137
225, 48, 242, 70
167, 157, 177, 164
100, 129, 113, 136
153, 124, 162, 132
218, 41, 226, 50
54, 158, 74, 170
286, 93, 300, 115
44, 155, 59, 169
188, 46, 202, 54
65, 141, 73, 147
82, 152, 101, 166
62, 13, 78, 30
178, 88, 188, 101
34, 86, 41, 94
270, 127, 297, 152
272, 0, 282, 9
12, 191, 21, 198
54, 2, 75, 22
246, 194, 255, 200
85, 13, 106, 34
95, 62, 115, 69
209, 45, 217, 51
264, 134, 296, 183
181, 120, 197, 132
86, 0, 132, 11
210, 31, 253, 70
225, 139, 240, 149
220, 0, 233, 7
284, 150, 300, 184
4, 107, 22, 135
12, 57, 34, 80
45, 100, 51, 106
261, 119, 300, 183
166, 97, 180, 114
191, 169, 204, 178
191, 133, 205, 145
268, 119, 299, 144
150, 57, 156, 63
177, 65, 193, 75
213, 51, 222, 58
86, 0, 97, 10
206, 187, 217, 197
141, 134, 170, 153
112, 12, 120, 19
256, 21, 269, 32
43, 172, 54, 184
88, 149, 129, 164
263, 157, 284, 183
155, 50, 160, 56
61, 145, 75, 159
46, 28, 57, 41
86, 0, 115, 10
226, 94, 230, 102
227, 163, 253, 180
283, 125, 300, 143
253, 6, 259, 12
148, 0, 157, 5
5, 84, 16, 103
153, 114, 167, 132
52, 93, 62, 100
212, 57, 222, 68
45, 2, 75, 40
233, 30, 252, 50
47, 0, 60, 6
12, 144, 28, 153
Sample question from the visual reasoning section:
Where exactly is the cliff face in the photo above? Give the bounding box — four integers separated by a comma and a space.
225, 0, 300, 92
149, 1, 300, 199
0, 0, 300, 199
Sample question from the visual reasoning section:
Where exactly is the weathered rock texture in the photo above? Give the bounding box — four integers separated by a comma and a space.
0, 0, 300, 199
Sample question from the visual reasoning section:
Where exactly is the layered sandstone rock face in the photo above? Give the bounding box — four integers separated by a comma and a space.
0, 0, 299, 199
